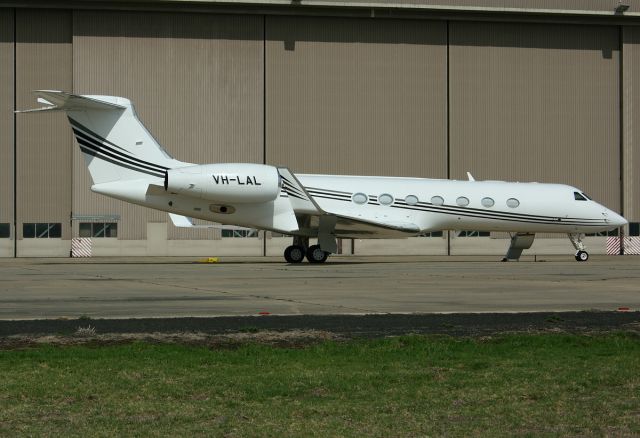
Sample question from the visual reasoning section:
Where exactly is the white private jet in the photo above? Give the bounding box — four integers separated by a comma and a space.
18, 91, 627, 263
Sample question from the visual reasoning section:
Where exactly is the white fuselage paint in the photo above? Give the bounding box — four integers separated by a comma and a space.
93, 173, 626, 238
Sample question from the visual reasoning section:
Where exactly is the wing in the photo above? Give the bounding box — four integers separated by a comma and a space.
312, 214, 420, 238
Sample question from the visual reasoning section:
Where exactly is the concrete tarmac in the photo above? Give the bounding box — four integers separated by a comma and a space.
0, 255, 639, 320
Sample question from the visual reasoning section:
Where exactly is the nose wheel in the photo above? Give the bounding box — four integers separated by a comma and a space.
575, 250, 589, 262
568, 233, 589, 262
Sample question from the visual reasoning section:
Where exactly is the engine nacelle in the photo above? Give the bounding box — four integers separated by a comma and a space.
165, 163, 281, 204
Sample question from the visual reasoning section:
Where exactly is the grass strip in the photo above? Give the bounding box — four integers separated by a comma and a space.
0, 333, 639, 437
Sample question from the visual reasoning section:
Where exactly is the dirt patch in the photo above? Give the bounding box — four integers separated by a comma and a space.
1, 311, 639, 349
0, 329, 342, 350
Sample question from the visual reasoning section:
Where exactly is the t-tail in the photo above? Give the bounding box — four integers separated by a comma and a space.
16, 90, 186, 184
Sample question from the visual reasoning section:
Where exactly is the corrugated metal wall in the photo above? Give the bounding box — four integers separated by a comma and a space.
449, 21, 621, 211
623, 26, 640, 222
15, 9, 72, 242
72, 11, 264, 240
266, 16, 448, 177
0, 9, 13, 236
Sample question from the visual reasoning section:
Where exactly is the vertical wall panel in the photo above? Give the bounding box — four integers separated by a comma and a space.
0, 9, 14, 248
622, 26, 640, 222
72, 11, 264, 240
266, 16, 447, 178
449, 22, 620, 211
16, 9, 72, 239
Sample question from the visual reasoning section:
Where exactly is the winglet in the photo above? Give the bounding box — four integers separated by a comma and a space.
15, 90, 126, 113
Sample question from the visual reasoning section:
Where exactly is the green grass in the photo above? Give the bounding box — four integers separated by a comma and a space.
1, 334, 640, 437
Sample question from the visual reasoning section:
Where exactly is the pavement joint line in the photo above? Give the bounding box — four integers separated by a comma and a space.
128, 279, 385, 315
51, 266, 386, 316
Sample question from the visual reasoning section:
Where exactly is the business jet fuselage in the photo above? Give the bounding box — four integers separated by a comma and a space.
19, 91, 627, 263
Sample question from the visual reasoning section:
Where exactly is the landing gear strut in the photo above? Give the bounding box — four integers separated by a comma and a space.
568, 233, 589, 262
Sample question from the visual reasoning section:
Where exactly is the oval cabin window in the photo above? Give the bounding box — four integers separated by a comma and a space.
405, 195, 419, 206
352, 193, 368, 205
456, 196, 470, 207
431, 196, 444, 206
379, 194, 394, 206
481, 197, 495, 208
506, 198, 520, 208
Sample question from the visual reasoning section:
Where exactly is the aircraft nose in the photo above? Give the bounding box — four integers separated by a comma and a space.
604, 209, 628, 227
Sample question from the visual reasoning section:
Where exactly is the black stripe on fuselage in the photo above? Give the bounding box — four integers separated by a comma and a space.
75, 135, 167, 176
69, 118, 169, 172
389, 203, 607, 227
303, 187, 607, 227
78, 146, 165, 178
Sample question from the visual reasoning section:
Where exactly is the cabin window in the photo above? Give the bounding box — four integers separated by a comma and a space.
0, 223, 9, 238
378, 194, 394, 206
456, 197, 469, 207
506, 198, 520, 208
481, 197, 495, 208
431, 196, 444, 206
574, 192, 587, 201
23, 223, 61, 238
79, 222, 118, 238
352, 193, 368, 205
404, 195, 419, 206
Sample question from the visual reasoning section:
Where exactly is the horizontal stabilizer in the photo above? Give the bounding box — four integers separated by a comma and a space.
168, 213, 251, 231
169, 213, 196, 228
15, 90, 126, 113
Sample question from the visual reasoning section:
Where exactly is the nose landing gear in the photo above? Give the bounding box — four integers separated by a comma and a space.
568, 233, 589, 262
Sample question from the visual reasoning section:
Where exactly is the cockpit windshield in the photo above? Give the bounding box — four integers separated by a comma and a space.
581, 192, 592, 200
574, 192, 588, 201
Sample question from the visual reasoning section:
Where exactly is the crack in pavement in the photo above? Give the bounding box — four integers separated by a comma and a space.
15, 266, 382, 315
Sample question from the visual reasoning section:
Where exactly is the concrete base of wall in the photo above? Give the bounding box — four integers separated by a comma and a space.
0, 240, 14, 257
16, 239, 71, 257
3, 223, 613, 258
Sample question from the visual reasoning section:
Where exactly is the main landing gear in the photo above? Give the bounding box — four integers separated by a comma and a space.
284, 236, 330, 264
568, 233, 589, 262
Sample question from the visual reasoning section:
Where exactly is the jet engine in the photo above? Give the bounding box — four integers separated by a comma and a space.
164, 163, 281, 203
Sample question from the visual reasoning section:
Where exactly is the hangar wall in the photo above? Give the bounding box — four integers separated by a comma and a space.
449, 22, 620, 211
265, 16, 447, 178
0, 9, 13, 257
15, 9, 73, 256
0, 4, 638, 257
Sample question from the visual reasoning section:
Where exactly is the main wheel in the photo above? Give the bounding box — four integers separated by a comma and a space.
575, 250, 589, 262
306, 245, 329, 263
284, 245, 305, 263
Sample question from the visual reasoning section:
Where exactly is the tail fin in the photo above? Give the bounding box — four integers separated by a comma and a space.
18, 90, 185, 184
